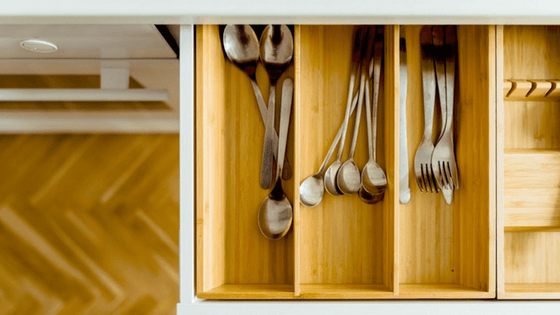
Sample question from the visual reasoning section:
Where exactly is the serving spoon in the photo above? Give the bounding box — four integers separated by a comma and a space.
258, 78, 294, 240
222, 24, 292, 183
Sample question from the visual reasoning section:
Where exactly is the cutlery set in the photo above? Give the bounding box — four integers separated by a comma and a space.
223, 24, 295, 240
413, 25, 459, 205
222, 24, 460, 240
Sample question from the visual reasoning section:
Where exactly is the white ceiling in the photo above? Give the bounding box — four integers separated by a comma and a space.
0, 24, 177, 59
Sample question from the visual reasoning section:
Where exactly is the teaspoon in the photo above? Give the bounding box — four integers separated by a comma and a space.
258, 78, 294, 240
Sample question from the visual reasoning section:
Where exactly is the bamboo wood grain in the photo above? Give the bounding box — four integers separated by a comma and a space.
385, 25, 400, 295
499, 25, 560, 299
496, 25, 505, 297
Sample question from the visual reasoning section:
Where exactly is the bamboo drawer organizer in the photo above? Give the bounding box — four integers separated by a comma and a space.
195, 24, 495, 300
498, 25, 560, 299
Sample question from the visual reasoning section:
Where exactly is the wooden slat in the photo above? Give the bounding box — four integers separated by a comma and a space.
496, 24, 506, 297
385, 24, 399, 295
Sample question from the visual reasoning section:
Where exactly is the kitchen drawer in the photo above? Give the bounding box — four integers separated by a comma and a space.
498, 25, 560, 299
195, 24, 495, 300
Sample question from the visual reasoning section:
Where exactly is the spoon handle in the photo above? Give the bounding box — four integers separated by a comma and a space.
348, 66, 366, 159
250, 77, 292, 181
260, 84, 276, 189
276, 78, 294, 179
317, 91, 360, 175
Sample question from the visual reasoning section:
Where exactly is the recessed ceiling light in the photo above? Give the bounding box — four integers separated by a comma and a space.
19, 39, 58, 53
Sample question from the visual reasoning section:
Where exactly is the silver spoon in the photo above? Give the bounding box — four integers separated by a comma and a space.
361, 29, 387, 195
258, 78, 293, 240
337, 27, 375, 195
259, 25, 294, 189
300, 92, 360, 207
222, 25, 292, 184
324, 27, 365, 196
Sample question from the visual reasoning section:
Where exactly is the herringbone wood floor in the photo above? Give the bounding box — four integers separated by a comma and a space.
0, 134, 179, 315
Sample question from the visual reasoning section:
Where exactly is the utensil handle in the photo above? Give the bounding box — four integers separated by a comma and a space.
420, 43, 437, 141
399, 38, 411, 205
260, 84, 276, 188
372, 49, 382, 161
250, 76, 292, 180
348, 69, 366, 158
432, 26, 448, 143
317, 91, 360, 175
276, 78, 294, 178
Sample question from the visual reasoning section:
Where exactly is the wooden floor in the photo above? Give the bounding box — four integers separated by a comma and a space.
0, 134, 179, 315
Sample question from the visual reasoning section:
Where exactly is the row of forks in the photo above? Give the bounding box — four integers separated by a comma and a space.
413, 25, 459, 205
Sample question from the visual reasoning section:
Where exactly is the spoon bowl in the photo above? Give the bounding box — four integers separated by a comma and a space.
337, 159, 361, 195
223, 25, 259, 75
358, 186, 385, 204
361, 160, 388, 194
258, 182, 293, 240
324, 161, 343, 196
260, 25, 293, 80
299, 174, 324, 207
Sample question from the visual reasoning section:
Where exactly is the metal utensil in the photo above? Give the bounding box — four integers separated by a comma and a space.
414, 25, 438, 193
337, 26, 375, 195
399, 37, 411, 204
258, 78, 294, 240
431, 25, 459, 205
299, 92, 360, 207
324, 27, 365, 196
259, 25, 294, 189
361, 28, 387, 199
222, 25, 292, 184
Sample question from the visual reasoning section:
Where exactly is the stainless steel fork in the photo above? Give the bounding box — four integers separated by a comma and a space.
414, 25, 438, 193
431, 25, 459, 197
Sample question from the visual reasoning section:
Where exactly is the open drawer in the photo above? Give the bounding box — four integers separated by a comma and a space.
498, 25, 560, 299
195, 25, 495, 299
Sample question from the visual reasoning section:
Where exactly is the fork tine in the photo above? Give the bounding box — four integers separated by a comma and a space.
451, 162, 459, 190
446, 161, 458, 190
428, 163, 438, 193
416, 167, 425, 192
434, 160, 443, 189
425, 164, 434, 193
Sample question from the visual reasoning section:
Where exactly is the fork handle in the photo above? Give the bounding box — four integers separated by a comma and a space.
420, 44, 437, 142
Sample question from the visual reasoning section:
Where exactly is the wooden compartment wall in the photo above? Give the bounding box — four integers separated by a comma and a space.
398, 25, 495, 298
498, 25, 560, 299
196, 24, 495, 300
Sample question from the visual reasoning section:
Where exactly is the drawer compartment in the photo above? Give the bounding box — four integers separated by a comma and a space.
498, 25, 560, 299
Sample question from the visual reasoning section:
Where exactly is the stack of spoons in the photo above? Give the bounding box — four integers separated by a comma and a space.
300, 26, 388, 207
222, 25, 295, 240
